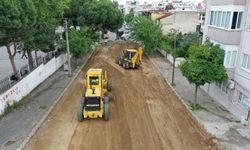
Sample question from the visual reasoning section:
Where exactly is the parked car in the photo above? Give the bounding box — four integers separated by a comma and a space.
117, 30, 124, 39
121, 30, 131, 41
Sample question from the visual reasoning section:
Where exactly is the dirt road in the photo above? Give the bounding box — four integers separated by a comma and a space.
25, 42, 218, 150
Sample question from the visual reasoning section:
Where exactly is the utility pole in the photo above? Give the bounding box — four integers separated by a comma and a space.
65, 19, 72, 77
171, 34, 176, 86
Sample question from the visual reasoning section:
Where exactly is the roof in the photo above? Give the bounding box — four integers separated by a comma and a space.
125, 49, 137, 52
87, 68, 102, 74
156, 13, 172, 21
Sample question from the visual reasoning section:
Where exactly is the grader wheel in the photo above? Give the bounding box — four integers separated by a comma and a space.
107, 79, 112, 92
77, 98, 84, 122
103, 96, 109, 121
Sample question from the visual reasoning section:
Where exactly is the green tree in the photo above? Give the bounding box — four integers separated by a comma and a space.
65, 0, 124, 32
68, 27, 94, 61
180, 32, 201, 57
125, 10, 134, 24
179, 42, 228, 104
21, 0, 70, 69
0, 0, 36, 74
160, 29, 183, 85
130, 16, 162, 54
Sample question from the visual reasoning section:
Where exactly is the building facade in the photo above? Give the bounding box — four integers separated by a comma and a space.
124, 0, 139, 15
170, 0, 196, 11
203, 0, 250, 120
158, 11, 199, 34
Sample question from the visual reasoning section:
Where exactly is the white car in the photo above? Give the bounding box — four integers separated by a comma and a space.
121, 30, 131, 41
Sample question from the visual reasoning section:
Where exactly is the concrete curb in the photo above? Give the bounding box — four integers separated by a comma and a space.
148, 56, 209, 135
17, 49, 96, 150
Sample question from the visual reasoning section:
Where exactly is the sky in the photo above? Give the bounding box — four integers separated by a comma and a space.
116, 0, 203, 5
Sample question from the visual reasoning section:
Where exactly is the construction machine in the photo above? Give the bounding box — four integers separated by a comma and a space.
77, 68, 112, 121
116, 47, 143, 69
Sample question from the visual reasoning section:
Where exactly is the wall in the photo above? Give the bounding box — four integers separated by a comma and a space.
201, 83, 248, 119
0, 46, 46, 80
157, 49, 185, 67
211, 0, 246, 5
160, 11, 199, 34
201, 84, 230, 108
0, 54, 66, 114
207, 27, 242, 45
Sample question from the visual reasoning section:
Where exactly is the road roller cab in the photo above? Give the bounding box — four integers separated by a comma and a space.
77, 68, 112, 121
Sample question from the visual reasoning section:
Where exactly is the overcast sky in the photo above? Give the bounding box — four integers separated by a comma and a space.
116, 0, 203, 5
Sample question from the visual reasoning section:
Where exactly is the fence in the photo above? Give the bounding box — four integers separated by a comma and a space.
157, 48, 185, 67
0, 51, 63, 94
0, 53, 66, 114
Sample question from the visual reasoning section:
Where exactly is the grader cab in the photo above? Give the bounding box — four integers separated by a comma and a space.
77, 68, 112, 121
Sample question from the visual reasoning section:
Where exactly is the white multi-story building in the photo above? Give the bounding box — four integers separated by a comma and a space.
203, 0, 250, 120
125, 0, 139, 14
152, 0, 167, 10
170, 0, 195, 11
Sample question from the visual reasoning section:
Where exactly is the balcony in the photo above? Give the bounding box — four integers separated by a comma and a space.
207, 26, 241, 45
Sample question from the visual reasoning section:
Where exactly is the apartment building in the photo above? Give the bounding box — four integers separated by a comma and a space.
157, 11, 199, 34
125, 0, 139, 15
203, 0, 250, 120
170, 0, 196, 11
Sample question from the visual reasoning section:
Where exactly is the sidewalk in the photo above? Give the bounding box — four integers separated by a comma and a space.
149, 52, 250, 150
0, 53, 92, 150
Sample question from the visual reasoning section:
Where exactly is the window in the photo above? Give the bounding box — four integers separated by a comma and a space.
90, 76, 99, 85
210, 11, 214, 25
242, 54, 247, 67
124, 51, 135, 60
217, 11, 222, 27
225, 12, 231, 29
231, 11, 243, 29
242, 53, 250, 71
237, 12, 243, 28
236, 91, 250, 110
221, 82, 229, 93
231, 12, 238, 29
238, 91, 247, 103
210, 11, 229, 28
209, 10, 242, 29
214, 11, 218, 26
230, 51, 237, 66
224, 51, 237, 67
221, 12, 226, 27
215, 82, 229, 94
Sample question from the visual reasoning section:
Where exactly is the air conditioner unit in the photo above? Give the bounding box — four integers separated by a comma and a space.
228, 79, 235, 89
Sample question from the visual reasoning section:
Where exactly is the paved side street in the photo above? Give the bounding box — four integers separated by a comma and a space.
150, 52, 250, 150
0, 53, 91, 150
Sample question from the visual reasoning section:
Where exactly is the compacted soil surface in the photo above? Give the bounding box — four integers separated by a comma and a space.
25, 42, 218, 150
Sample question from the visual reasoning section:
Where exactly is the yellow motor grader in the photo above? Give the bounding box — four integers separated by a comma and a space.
116, 47, 143, 69
77, 68, 112, 121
